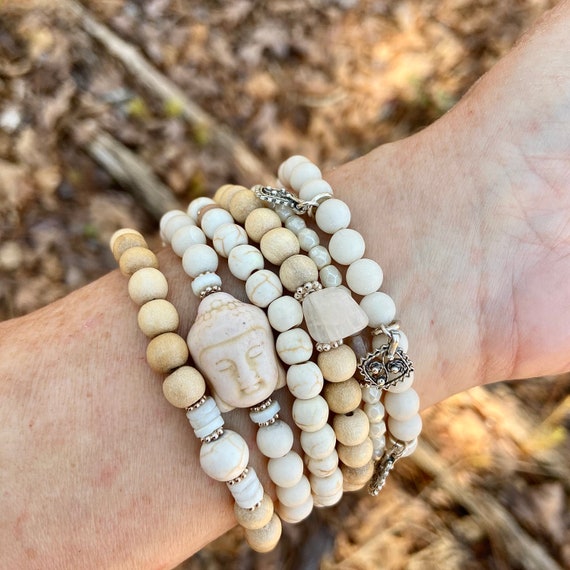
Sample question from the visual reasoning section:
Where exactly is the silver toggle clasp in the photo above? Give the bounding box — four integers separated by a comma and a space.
368, 439, 407, 496
252, 185, 330, 217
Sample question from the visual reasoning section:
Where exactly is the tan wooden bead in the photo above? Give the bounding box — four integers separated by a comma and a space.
279, 254, 318, 291
259, 228, 300, 266
119, 246, 158, 276
244, 208, 282, 243
338, 437, 374, 469
333, 409, 369, 446
317, 344, 357, 383
342, 460, 374, 492
112, 232, 147, 262
234, 493, 274, 530
146, 332, 189, 373
128, 267, 168, 305
229, 188, 266, 223
110, 227, 143, 249
137, 299, 179, 338
162, 366, 206, 408
323, 377, 362, 414
213, 183, 234, 204
244, 513, 282, 553
218, 184, 248, 211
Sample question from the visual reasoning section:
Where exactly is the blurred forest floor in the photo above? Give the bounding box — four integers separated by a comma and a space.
1, 0, 569, 568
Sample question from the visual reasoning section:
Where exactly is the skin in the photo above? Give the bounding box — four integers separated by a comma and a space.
1, 1, 569, 567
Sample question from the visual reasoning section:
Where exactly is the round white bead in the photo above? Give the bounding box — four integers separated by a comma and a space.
286, 361, 323, 400
213, 223, 248, 258
228, 244, 264, 280
267, 296, 303, 332
278, 155, 311, 185
275, 328, 313, 365
372, 330, 409, 353
277, 494, 314, 524
329, 228, 365, 265
163, 214, 194, 243
387, 371, 415, 393
190, 272, 222, 297
292, 395, 329, 432
249, 399, 281, 425
308, 245, 332, 270
306, 450, 339, 477
256, 420, 294, 458
227, 467, 264, 509
284, 214, 306, 235
361, 384, 381, 405
369, 421, 386, 439
128, 267, 168, 305
171, 224, 207, 257
267, 451, 304, 488
201, 208, 234, 240
402, 438, 418, 457
388, 413, 422, 441
384, 388, 420, 421
299, 178, 333, 201
290, 162, 322, 192
187, 197, 215, 222
199, 429, 249, 482
364, 401, 385, 424
360, 292, 396, 327
310, 467, 343, 499
297, 228, 320, 251
319, 265, 342, 287
182, 244, 218, 278
276, 474, 311, 507
300, 423, 336, 460
315, 198, 351, 234
346, 258, 383, 296
245, 269, 283, 308
159, 209, 186, 236
313, 487, 343, 507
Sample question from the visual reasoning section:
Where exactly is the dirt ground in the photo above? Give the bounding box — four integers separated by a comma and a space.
1, 0, 569, 568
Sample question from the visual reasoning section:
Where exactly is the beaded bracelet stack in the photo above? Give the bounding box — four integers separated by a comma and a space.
110, 155, 421, 552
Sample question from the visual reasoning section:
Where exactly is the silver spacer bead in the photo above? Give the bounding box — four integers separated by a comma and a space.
294, 280, 322, 300
227, 467, 249, 486
199, 284, 222, 299
316, 338, 343, 352
257, 413, 279, 427
202, 427, 224, 443
186, 395, 208, 411
246, 500, 262, 512
250, 397, 273, 412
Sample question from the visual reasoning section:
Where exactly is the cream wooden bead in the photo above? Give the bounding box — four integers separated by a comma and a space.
171, 224, 207, 257
290, 162, 322, 191
228, 244, 264, 280
297, 228, 320, 251
319, 265, 342, 287
299, 178, 333, 201
329, 228, 365, 265
162, 366, 206, 408
306, 449, 339, 477
245, 208, 282, 243
199, 429, 249, 481
364, 401, 385, 424
323, 377, 362, 414
275, 328, 313, 365
245, 269, 283, 308
259, 227, 300, 266
218, 185, 247, 211
346, 258, 384, 296
276, 474, 311, 507
181, 244, 218, 278
159, 210, 185, 238
372, 330, 409, 352
284, 214, 306, 235
277, 495, 314, 524
190, 272, 222, 297
384, 388, 420, 421
315, 198, 351, 234
128, 267, 168, 305
110, 227, 142, 247
292, 395, 329, 432
212, 222, 248, 257
111, 231, 147, 262
300, 423, 336, 460
186, 397, 224, 439
310, 467, 343, 501
119, 246, 158, 276
337, 438, 374, 469
286, 361, 323, 400
234, 493, 274, 530
245, 513, 282, 553
267, 296, 303, 332
308, 245, 332, 270
164, 214, 195, 243
388, 413, 422, 441
360, 292, 396, 327
279, 254, 319, 292
342, 460, 374, 491
267, 451, 304, 488
187, 197, 215, 222
201, 207, 234, 240
317, 345, 357, 383
137, 299, 179, 338
146, 332, 189, 373
333, 409, 369, 446
278, 154, 310, 184
229, 189, 265, 224
387, 371, 415, 393
213, 183, 234, 204
228, 467, 264, 509
256, 420, 294, 458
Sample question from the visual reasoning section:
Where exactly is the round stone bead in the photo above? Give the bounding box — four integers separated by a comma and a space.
260, 227, 300, 266
292, 395, 329, 432
256, 420, 294, 458
201, 207, 234, 240
337, 438, 374, 469
402, 438, 419, 457
323, 377, 362, 414
277, 495, 314, 524
275, 328, 313, 365
227, 467, 264, 509
317, 345, 357, 383
128, 267, 168, 305
299, 178, 333, 201
199, 429, 249, 482
333, 409, 369, 446
111, 231, 147, 262
187, 197, 215, 222
372, 330, 409, 353
171, 224, 207, 257
279, 254, 319, 292
245, 513, 282, 553
360, 292, 396, 327
146, 332, 189, 373
284, 214, 306, 235
245, 269, 283, 307
329, 228, 365, 265
245, 208, 282, 243
297, 228, 320, 252
163, 214, 195, 243
212, 223, 248, 258
119, 247, 158, 276
346, 258, 384, 296
308, 245, 332, 270
182, 244, 218, 278
137, 299, 179, 338
313, 487, 343, 508
229, 189, 265, 224
300, 423, 336, 460
286, 361, 323, 400
228, 244, 264, 280
276, 474, 311, 507
235, 493, 274, 530
388, 413, 422, 441
306, 450, 339, 478
361, 384, 381, 404
267, 296, 303, 332
190, 272, 222, 298
387, 371, 415, 393
158, 211, 185, 238
162, 366, 206, 408
364, 401, 385, 424
217, 185, 247, 211
267, 451, 304, 488
315, 198, 351, 234
319, 265, 342, 287
342, 460, 374, 492
310, 467, 343, 501
384, 388, 420, 421
290, 162, 322, 192
278, 155, 310, 185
